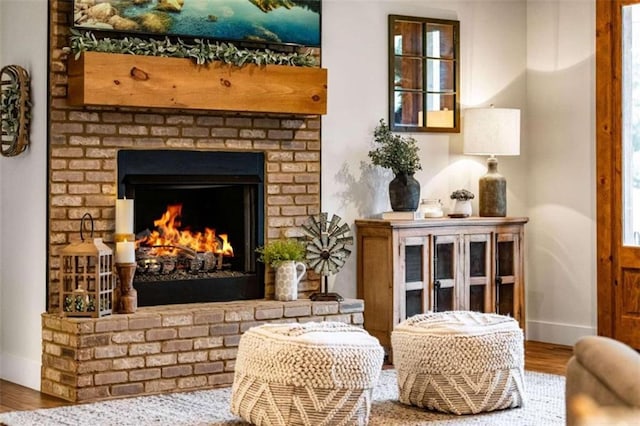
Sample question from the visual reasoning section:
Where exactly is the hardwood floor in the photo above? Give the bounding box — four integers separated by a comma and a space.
525, 340, 573, 376
0, 340, 572, 413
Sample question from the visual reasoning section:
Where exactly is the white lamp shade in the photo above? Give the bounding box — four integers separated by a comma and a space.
463, 108, 521, 156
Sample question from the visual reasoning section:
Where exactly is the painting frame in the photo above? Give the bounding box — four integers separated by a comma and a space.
72, 0, 322, 48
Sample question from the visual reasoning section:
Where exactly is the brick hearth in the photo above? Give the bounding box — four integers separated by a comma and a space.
42, 299, 364, 402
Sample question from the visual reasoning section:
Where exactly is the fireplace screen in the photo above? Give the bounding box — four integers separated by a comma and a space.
118, 150, 264, 306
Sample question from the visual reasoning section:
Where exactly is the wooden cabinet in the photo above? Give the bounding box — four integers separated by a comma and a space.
355, 217, 527, 354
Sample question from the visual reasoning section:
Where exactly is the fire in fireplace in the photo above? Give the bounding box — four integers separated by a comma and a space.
117, 150, 265, 306
136, 202, 234, 275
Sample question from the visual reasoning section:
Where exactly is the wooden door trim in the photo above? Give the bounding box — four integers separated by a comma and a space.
596, 0, 616, 338
594, 0, 640, 338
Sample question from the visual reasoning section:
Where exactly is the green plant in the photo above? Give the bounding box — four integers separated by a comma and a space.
64, 29, 317, 67
256, 239, 306, 268
450, 189, 475, 201
368, 119, 422, 175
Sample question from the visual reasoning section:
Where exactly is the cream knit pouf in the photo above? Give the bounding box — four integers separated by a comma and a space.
391, 311, 525, 415
230, 321, 384, 426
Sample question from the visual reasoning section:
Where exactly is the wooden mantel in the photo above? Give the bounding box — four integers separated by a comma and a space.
67, 52, 327, 115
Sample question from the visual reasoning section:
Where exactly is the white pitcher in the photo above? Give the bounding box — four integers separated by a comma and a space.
275, 261, 306, 301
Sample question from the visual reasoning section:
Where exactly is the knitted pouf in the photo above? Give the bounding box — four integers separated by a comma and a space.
230, 321, 384, 426
391, 311, 525, 415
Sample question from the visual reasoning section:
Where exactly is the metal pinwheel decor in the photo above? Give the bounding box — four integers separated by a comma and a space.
302, 212, 354, 301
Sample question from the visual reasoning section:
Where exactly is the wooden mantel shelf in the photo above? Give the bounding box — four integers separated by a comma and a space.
67, 52, 327, 115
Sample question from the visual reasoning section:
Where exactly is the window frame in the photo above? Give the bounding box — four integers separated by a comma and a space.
388, 14, 460, 133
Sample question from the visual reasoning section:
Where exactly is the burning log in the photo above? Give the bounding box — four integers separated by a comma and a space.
134, 204, 235, 277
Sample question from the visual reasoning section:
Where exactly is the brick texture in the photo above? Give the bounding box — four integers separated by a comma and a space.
47, 0, 321, 310
41, 299, 364, 402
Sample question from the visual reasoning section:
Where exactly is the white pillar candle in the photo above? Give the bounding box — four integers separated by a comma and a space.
115, 198, 134, 234
115, 240, 136, 264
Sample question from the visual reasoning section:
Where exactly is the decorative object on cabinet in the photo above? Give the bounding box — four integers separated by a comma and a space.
71, 1, 321, 48
256, 239, 307, 302
355, 216, 527, 356
382, 210, 423, 221
449, 189, 474, 218
0, 64, 31, 157
303, 212, 354, 302
463, 106, 521, 217
419, 199, 444, 218
389, 15, 460, 133
59, 213, 114, 318
368, 119, 422, 212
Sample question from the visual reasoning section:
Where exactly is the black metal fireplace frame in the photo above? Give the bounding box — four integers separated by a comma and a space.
117, 150, 265, 305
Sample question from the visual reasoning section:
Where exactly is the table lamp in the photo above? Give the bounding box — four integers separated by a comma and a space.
463, 106, 520, 217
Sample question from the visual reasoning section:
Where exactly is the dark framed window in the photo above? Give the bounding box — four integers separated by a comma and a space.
389, 15, 460, 133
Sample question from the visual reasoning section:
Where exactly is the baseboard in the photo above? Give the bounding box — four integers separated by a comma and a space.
526, 319, 596, 346
0, 351, 41, 391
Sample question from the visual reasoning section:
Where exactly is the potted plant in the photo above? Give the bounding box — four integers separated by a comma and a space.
368, 119, 422, 211
450, 189, 475, 217
256, 239, 307, 301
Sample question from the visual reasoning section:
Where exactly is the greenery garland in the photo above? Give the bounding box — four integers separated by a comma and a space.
65, 29, 318, 67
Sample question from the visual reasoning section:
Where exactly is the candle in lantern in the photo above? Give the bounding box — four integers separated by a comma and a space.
115, 198, 134, 235
115, 240, 136, 264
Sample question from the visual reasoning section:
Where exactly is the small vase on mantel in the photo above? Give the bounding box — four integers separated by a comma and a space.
389, 172, 421, 212
275, 261, 306, 301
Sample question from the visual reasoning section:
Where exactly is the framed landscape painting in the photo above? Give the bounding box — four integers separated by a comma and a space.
73, 0, 321, 47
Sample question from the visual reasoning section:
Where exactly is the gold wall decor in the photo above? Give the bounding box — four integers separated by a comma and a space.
0, 65, 31, 157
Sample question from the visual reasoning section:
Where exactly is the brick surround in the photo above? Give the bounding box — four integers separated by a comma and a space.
42, 1, 342, 403
48, 0, 322, 309
41, 299, 365, 402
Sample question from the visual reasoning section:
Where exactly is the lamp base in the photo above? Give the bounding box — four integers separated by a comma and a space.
479, 157, 506, 217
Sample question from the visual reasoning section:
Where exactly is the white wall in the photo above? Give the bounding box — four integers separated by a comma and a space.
0, 0, 596, 390
0, 0, 48, 389
525, 0, 596, 343
322, 0, 596, 346
321, 0, 528, 296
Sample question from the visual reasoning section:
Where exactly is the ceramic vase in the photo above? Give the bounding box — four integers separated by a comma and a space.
452, 199, 473, 217
389, 172, 420, 212
275, 261, 306, 301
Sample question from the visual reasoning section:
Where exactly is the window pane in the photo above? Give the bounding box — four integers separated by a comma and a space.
425, 94, 455, 128
393, 21, 423, 56
426, 59, 455, 92
426, 23, 455, 59
394, 58, 423, 90
623, 4, 640, 246
393, 91, 423, 127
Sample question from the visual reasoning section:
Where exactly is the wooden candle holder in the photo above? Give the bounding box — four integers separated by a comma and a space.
115, 262, 137, 314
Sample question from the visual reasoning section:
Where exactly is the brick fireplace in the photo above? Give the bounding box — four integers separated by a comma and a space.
41, 0, 360, 403
48, 0, 322, 309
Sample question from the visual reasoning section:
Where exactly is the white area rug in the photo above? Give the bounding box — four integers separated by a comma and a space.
0, 370, 565, 426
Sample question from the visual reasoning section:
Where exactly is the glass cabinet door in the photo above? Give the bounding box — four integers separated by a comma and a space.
432, 235, 459, 312
401, 236, 429, 319
464, 234, 492, 313
495, 232, 521, 318
389, 15, 460, 133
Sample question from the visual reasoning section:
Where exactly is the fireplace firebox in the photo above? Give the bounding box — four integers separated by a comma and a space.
117, 150, 265, 306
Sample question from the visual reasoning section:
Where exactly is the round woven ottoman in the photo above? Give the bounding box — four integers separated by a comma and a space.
230, 321, 384, 426
391, 311, 525, 415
